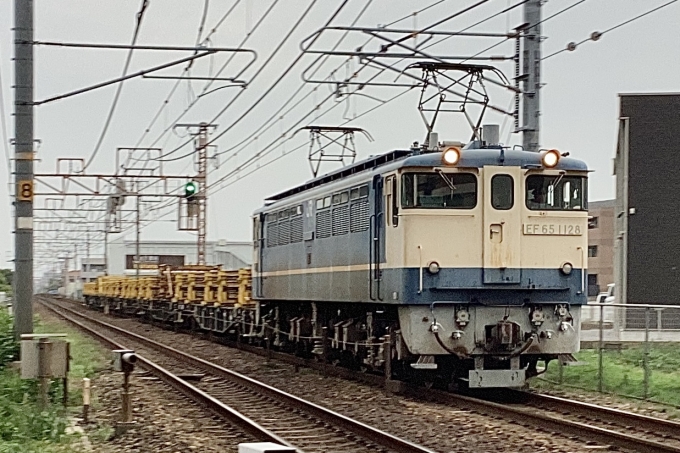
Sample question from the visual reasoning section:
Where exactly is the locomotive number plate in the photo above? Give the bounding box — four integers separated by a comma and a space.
523, 224, 583, 236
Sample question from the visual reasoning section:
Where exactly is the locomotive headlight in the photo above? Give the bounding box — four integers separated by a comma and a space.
427, 261, 440, 274
560, 262, 573, 275
541, 149, 560, 168
442, 147, 461, 165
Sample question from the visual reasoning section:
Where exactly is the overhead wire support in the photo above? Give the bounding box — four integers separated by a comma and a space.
30, 44, 257, 106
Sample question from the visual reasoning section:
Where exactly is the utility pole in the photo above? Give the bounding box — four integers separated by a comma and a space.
522, 0, 541, 152
14, 0, 34, 337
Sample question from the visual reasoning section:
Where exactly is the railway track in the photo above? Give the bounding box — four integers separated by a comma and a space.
37, 296, 434, 453
44, 296, 680, 453
418, 389, 680, 453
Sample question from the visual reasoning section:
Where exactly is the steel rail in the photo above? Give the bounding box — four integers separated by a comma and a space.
412, 388, 680, 453
39, 297, 435, 453
36, 296, 293, 449
517, 390, 680, 441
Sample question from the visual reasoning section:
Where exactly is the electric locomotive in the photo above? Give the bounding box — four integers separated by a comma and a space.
254, 131, 588, 388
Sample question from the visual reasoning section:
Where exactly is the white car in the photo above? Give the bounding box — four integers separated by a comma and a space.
595, 283, 615, 304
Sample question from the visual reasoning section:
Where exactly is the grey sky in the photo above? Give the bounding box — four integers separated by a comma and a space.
1, 0, 679, 274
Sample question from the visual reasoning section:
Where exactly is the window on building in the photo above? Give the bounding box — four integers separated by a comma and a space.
588, 216, 599, 229
587, 274, 599, 297
588, 245, 598, 257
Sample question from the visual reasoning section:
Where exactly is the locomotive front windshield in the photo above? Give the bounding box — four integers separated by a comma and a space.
525, 175, 587, 211
401, 172, 477, 209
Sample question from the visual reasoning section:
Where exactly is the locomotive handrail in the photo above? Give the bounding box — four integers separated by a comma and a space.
376, 212, 384, 301
368, 214, 376, 301
418, 245, 423, 294
577, 246, 585, 294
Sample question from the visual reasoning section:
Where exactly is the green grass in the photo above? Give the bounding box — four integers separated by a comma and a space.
533, 344, 680, 409
0, 309, 109, 452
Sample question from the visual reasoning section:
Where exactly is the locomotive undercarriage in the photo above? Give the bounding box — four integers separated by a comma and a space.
85, 295, 572, 388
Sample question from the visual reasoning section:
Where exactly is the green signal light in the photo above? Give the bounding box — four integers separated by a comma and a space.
184, 181, 198, 198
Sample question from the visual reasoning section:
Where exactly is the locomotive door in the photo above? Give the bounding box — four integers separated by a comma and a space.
482, 166, 522, 284
369, 175, 384, 300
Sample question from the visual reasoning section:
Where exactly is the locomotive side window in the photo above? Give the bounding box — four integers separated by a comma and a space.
492, 175, 514, 210
525, 175, 587, 211
401, 172, 477, 209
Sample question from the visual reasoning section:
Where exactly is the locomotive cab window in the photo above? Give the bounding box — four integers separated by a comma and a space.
525, 175, 587, 211
491, 174, 514, 210
401, 172, 477, 209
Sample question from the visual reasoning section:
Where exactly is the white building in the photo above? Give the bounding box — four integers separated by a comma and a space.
107, 238, 251, 276
81, 257, 106, 282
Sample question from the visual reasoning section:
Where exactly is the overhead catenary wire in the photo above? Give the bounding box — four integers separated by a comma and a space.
542, 0, 678, 60
213, 0, 525, 166
211, 0, 465, 162
197, 0, 498, 156
84, 0, 150, 171
207, 86, 415, 195
155, 0, 349, 163
169, 0, 529, 199
131, 0, 243, 151
148, 0, 456, 164
205, 0, 522, 177
38, 2, 462, 258
142, 0, 283, 156
110, 1, 458, 238
210, 0, 378, 160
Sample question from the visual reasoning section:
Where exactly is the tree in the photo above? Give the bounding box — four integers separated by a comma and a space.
0, 269, 12, 295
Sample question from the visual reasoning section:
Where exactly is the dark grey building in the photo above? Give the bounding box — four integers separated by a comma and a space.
615, 93, 680, 307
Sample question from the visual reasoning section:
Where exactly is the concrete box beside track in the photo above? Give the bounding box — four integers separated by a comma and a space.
238, 443, 295, 453
20, 336, 69, 379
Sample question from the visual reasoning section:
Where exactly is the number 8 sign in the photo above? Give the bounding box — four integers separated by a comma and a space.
17, 180, 33, 201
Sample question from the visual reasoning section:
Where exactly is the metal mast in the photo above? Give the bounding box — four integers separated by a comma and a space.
14, 0, 34, 337
196, 125, 208, 265
522, 0, 542, 152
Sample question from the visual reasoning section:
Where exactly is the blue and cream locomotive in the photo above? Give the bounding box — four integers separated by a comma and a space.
253, 136, 588, 388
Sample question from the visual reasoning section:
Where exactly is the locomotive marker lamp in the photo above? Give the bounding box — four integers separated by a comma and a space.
541, 149, 560, 168
442, 147, 461, 165
427, 261, 440, 274
560, 262, 573, 275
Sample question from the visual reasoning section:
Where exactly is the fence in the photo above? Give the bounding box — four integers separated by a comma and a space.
545, 303, 680, 405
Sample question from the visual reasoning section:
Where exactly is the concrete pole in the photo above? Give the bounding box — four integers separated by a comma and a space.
522, 0, 541, 152
14, 0, 34, 337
